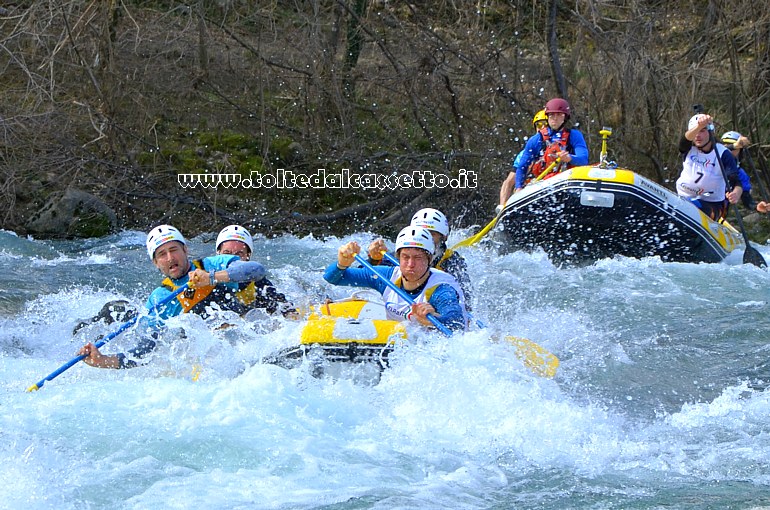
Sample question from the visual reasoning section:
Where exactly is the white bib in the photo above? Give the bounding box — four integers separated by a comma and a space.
676, 145, 726, 203
381, 268, 467, 329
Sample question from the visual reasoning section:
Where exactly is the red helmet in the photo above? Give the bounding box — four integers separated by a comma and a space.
545, 98, 571, 118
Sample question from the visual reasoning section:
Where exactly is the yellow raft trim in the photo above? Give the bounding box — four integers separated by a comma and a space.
300, 316, 406, 346
701, 216, 743, 252
308, 299, 368, 320
568, 165, 637, 184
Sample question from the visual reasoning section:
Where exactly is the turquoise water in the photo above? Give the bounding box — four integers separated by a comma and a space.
2, 229, 770, 509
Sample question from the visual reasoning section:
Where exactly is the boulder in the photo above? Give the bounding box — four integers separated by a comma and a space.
25, 188, 118, 238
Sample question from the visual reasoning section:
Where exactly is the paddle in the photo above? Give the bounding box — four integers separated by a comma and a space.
715, 148, 767, 268
598, 127, 612, 165
361, 253, 559, 378
531, 156, 562, 184
729, 203, 767, 268
27, 284, 189, 392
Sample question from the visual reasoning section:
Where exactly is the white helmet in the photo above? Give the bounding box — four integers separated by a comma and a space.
146, 225, 186, 260
395, 226, 435, 255
216, 225, 254, 253
688, 114, 714, 132
410, 208, 449, 237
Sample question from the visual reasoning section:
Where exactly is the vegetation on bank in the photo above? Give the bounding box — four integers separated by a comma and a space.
1, 1, 770, 241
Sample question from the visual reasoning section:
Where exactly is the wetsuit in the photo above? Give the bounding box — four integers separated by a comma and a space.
736, 165, 756, 209
235, 278, 296, 317
323, 263, 467, 332
677, 137, 741, 220
513, 127, 589, 189
117, 255, 265, 368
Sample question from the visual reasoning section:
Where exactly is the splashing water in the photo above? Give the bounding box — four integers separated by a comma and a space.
2, 229, 770, 509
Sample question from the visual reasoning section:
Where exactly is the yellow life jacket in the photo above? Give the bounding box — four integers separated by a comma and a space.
235, 281, 256, 305
162, 259, 248, 316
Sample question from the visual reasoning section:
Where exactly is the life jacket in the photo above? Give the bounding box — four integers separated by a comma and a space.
161, 259, 247, 316
676, 143, 729, 203
529, 128, 570, 181
235, 281, 257, 306
382, 267, 468, 330
234, 278, 296, 316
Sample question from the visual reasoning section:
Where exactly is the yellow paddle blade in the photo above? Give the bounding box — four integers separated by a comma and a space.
449, 216, 500, 252
26, 384, 40, 392
191, 364, 203, 382
506, 336, 559, 378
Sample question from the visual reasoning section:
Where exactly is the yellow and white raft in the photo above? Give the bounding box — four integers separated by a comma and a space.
265, 292, 559, 379
265, 292, 406, 370
498, 164, 744, 265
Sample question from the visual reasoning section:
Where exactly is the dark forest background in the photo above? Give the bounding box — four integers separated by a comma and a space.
3, 0, 770, 240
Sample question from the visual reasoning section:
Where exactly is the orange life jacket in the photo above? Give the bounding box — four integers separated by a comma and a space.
161, 259, 247, 316
529, 128, 570, 180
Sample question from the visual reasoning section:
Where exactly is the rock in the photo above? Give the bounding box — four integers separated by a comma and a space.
25, 188, 118, 238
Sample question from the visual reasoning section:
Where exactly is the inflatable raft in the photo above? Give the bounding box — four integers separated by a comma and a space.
265, 292, 405, 372
496, 164, 744, 265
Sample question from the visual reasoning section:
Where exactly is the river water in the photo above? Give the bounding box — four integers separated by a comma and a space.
2, 228, 770, 509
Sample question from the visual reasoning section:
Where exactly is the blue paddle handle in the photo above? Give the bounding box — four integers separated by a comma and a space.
29, 284, 189, 391
382, 251, 484, 330
353, 254, 452, 336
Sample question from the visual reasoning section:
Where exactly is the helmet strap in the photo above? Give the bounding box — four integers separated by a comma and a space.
402, 261, 431, 286
401, 271, 430, 294
432, 245, 446, 266
697, 132, 714, 150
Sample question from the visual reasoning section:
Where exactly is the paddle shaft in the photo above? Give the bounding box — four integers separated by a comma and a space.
532, 156, 562, 184
353, 254, 453, 336
27, 284, 189, 391
715, 146, 767, 268
380, 252, 559, 378
446, 157, 564, 256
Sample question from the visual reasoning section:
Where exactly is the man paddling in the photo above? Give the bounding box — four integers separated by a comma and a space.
77, 225, 268, 369
676, 113, 743, 220
365, 208, 473, 310
215, 224, 298, 318
324, 226, 467, 332
498, 98, 589, 209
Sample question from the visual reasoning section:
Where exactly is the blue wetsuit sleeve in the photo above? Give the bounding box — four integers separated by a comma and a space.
323, 263, 393, 294
738, 167, 751, 192
225, 260, 266, 283
720, 149, 741, 188
201, 255, 265, 283
514, 134, 544, 188
568, 129, 590, 166
428, 284, 465, 332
